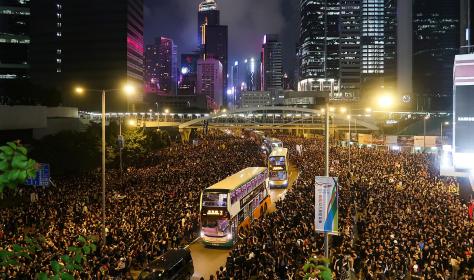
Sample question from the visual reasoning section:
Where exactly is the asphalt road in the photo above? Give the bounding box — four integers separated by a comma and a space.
189, 163, 299, 280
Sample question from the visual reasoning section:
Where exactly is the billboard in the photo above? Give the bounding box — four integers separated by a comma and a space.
453, 54, 474, 169
314, 176, 338, 234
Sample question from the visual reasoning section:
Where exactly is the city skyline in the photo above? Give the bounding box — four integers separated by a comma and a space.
143, 0, 299, 74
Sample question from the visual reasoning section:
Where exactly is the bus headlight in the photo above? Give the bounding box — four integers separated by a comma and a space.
283, 180, 288, 185
227, 233, 232, 240
200, 231, 205, 238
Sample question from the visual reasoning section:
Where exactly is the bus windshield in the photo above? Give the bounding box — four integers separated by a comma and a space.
271, 142, 283, 148
269, 156, 287, 180
201, 215, 229, 237
202, 192, 227, 207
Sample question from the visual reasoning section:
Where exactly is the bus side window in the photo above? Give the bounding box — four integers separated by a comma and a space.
238, 210, 245, 223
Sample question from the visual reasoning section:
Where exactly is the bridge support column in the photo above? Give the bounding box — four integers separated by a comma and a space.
179, 128, 192, 143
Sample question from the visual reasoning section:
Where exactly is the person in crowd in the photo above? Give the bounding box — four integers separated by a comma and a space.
0, 132, 264, 278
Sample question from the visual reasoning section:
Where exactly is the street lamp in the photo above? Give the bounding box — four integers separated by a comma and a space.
347, 114, 352, 170
377, 95, 394, 109
164, 108, 170, 122
423, 114, 430, 150
441, 121, 449, 145
74, 83, 135, 246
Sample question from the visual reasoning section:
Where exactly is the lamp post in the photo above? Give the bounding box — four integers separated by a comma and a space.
347, 114, 351, 170
424, 114, 430, 150
164, 108, 170, 122
320, 78, 335, 259
441, 121, 449, 145
74, 84, 135, 246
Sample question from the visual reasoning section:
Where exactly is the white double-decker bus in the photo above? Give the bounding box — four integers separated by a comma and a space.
262, 137, 283, 154
199, 167, 270, 247
268, 147, 289, 188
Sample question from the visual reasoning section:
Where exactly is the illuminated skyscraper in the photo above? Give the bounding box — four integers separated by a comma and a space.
198, 0, 219, 49
261, 34, 283, 91
339, 0, 361, 99
197, 0, 228, 105
299, 0, 340, 81
157, 37, 177, 95
298, 0, 397, 100
360, 0, 397, 97
197, 57, 223, 108
0, 0, 31, 81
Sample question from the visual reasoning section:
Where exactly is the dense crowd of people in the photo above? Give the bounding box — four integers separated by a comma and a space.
1, 130, 474, 279
220, 136, 474, 280
0, 132, 264, 278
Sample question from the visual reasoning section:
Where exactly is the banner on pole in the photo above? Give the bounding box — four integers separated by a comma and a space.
314, 176, 338, 234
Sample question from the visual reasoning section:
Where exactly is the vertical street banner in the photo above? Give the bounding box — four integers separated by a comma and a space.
314, 176, 338, 234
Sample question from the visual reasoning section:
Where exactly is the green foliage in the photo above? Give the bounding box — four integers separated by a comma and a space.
303, 257, 333, 280
0, 235, 41, 268
0, 141, 38, 195
0, 235, 96, 279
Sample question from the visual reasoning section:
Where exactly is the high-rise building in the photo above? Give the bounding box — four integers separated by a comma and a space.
0, 0, 31, 81
460, 0, 474, 53
360, 0, 397, 97
298, 0, 340, 95
197, 58, 223, 108
261, 34, 283, 91
144, 43, 159, 92
242, 58, 260, 91
298, 0, 397, 100
413, 0, 460, 110
198, 0, 219, 49
230, 61, 240, 106
157, 37, 177, 95
30, 0, 144, 111
198, 0, 228, 106
339, 0, 361, 99
178, 53, 200, 95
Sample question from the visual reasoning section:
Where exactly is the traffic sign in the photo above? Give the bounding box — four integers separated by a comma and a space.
25, 163, 50, 187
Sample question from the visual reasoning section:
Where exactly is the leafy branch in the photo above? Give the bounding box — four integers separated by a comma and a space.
0, 235, 43, 267
38, 235, 97, 280
303, 257, 333, 280
0, 141, 38, 195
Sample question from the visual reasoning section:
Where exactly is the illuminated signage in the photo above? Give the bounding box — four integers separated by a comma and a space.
271, 166, 284, 171
207, 210, 223, 215
458, 117, 474, 122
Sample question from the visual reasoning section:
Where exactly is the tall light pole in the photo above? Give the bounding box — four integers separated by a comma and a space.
441, 121, 449, 145
347, 114, 351, 170
424, 114, 430, 150
74, 84, 135, 246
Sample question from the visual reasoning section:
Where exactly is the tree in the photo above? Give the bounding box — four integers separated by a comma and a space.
0, 141, 38, 196
302, 257, 333, 280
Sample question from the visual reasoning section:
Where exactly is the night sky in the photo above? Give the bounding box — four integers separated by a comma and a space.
144, 0, 299, 74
